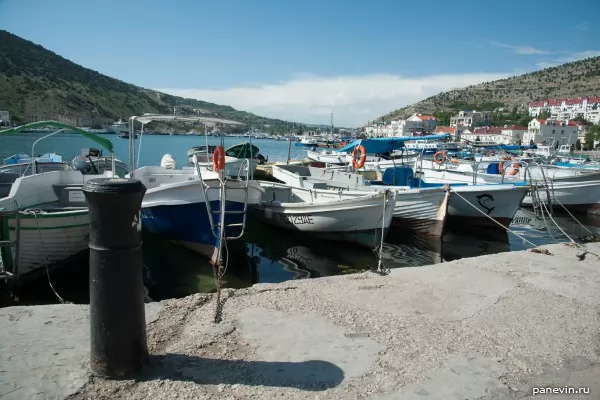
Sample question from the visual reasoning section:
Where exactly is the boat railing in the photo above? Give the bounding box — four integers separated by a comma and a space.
195, 158, 250, 241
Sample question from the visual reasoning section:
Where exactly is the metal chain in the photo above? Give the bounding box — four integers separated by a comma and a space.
213, 262, 224, 323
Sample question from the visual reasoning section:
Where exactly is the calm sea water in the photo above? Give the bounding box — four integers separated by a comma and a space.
1, 132, 598, 305
0, 132, 307, 166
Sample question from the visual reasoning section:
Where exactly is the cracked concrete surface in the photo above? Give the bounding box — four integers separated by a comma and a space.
1, 242, 599, 400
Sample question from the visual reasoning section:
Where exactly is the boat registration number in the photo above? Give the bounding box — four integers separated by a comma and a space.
279, 214, 315, 225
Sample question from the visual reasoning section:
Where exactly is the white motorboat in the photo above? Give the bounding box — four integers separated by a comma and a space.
272, 164, 528, 231
0, 121, 118, 282
416, 158, 600, 184
126, 114, 264, 260
521, 180, 600, 215
271, 165, 449, 237
254, 181, 395, 249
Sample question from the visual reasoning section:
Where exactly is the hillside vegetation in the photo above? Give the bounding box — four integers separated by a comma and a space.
376, 56, 600, 123
0, 30, 293, 132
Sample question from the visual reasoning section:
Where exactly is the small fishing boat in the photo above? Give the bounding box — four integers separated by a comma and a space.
271, 164, 449, 237
0, 121, 118, 282
1, 152, 68, 176
71, 148, 129, 177
127, 114, 264, 260
118, 131, 139, 139
187, 142, 266, 176
253, 181, 396, 249
294, 137, 319, 147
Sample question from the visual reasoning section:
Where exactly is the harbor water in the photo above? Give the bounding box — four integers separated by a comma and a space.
1, 132, 598, 306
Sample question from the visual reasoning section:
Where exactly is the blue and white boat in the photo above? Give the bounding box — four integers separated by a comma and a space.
126, 114, 264, 259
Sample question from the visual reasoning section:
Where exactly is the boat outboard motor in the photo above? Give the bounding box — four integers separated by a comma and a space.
160, 154, 176, 170
256, 153, 267, 165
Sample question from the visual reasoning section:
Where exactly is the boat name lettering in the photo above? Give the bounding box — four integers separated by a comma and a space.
279, 214, 315, 225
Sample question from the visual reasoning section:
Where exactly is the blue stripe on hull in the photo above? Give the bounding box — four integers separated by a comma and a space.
141, 200, 245, 247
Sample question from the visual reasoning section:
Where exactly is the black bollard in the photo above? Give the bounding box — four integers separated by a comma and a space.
82, 177, 147, 378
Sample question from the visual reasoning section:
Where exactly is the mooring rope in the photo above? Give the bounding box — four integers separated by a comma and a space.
448, 189, 539, 248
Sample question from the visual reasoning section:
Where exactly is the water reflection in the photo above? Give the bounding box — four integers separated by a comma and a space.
3, 209, 598, 306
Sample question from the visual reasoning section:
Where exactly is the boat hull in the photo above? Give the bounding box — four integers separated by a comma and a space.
271, 164, 448, 237
141, 200, 246, 259
139, 179, 263, 257
521, 180, 600, 214
389, 189, 449, 237
446, 185, 529, 230
253, 189, 395, 249
0, 210, 89, 280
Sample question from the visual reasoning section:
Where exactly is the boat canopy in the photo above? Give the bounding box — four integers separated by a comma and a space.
226, 142, 260, 158
338, 133, 451, 154
0, 120, 114, 153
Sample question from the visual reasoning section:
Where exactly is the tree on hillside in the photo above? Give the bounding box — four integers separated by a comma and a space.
585, 124, 600, 149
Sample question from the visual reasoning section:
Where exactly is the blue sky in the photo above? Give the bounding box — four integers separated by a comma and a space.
1, 0, 598, 126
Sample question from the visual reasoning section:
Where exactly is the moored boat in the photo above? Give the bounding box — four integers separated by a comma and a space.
253, 181, 395, 249
0, 121, 118, 282
271, 164, 449, 237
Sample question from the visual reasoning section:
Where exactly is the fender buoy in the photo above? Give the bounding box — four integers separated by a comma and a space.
433, 151, 447, 165
352, 145, 367, 169
339, 141, 347, 148
499, 161, 519, 176
213, 145, 226, 172
450, 158, 460, 165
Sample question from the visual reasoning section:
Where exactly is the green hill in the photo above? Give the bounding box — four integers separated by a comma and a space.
375, 56, 600, 124
0, 30, 295, 132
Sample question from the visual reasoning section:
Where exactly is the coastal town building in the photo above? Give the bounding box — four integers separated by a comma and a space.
0, 110, 9, 124
458, 125, 527, 145
449, 110, 491, 128
364, 114, 439, 137
523, 118, 580, 146
528, 97, 600, 124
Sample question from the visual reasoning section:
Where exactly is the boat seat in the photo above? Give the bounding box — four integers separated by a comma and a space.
52, 185, 87, 207
382, 167, 414, 186
0, 173, 19, 198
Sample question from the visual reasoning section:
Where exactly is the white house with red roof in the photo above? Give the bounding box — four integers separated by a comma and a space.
524, 118, 580, 146
406, 113, 439, 131
528, 97, 600, 123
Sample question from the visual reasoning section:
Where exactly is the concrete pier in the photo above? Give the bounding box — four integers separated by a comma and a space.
1, 242, 599, 400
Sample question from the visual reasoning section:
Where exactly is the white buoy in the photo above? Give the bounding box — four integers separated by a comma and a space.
160, 154, 176, 169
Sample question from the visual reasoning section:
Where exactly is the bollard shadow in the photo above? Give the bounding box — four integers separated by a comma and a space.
136, 353, 344, 391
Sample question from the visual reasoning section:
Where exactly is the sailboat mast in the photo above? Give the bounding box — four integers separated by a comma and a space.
330, 112, 334, 136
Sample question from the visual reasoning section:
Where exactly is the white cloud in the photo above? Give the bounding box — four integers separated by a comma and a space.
156, 72, 510, 127
491, 41, 551, 55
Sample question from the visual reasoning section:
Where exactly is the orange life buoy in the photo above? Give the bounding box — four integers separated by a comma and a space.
352, 145, 367, 169
498, 161, 519, 176
213, 145, 226, 172
433, 151, 447, 165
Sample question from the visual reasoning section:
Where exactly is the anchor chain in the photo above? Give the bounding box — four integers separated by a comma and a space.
213, 261, 225, 323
